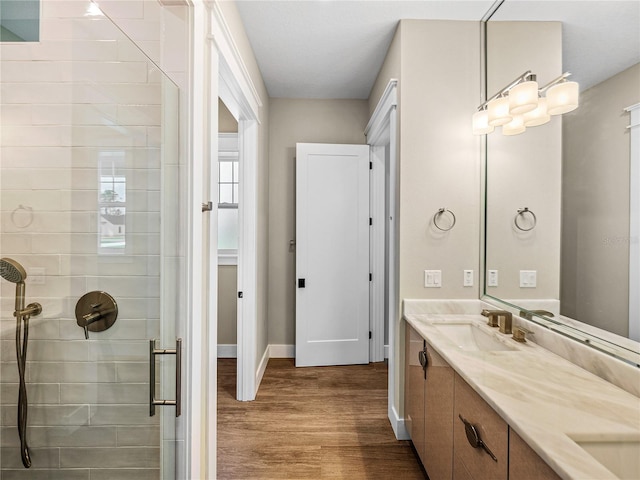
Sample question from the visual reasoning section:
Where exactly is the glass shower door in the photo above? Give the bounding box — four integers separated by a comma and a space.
0, 1, 185, 478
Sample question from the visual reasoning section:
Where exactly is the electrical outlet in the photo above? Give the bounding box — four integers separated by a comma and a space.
424, 270, 442, 288
487, 269, 498, 287
463, 270, 473, 287
520, 270, 537, 288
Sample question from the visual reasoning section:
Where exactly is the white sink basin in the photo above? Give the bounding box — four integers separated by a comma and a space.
574, 439, 640, 480
433, 322, 516, 352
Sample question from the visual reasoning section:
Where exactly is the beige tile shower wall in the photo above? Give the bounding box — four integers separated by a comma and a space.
0, 4, 168, 478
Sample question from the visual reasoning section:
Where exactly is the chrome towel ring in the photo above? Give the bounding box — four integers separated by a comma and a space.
433, 208, 456, 231
515, 207, 537, 231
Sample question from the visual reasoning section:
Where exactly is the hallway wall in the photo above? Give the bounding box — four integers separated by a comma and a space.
267, 98, 370, 347
369, 19, 481, 418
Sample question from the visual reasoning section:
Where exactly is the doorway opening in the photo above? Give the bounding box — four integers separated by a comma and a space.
365, 80, 405, 439
217, 98, 240, 364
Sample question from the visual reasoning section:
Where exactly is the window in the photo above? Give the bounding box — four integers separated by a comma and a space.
98, 154, 126, 254
0, 0, 40, 42
218, 134, 239, 264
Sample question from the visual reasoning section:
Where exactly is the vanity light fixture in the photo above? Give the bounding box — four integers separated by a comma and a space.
473, 71, 578, 135
544, 73, 579, 115
487, 96, 512, 126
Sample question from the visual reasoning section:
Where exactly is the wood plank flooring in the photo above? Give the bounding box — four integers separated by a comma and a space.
217, 358, 426, 479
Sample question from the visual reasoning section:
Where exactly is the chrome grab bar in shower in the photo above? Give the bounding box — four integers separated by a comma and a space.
149, 338, 182, 417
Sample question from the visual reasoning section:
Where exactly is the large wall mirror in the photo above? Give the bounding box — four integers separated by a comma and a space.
483, 0, 640, 365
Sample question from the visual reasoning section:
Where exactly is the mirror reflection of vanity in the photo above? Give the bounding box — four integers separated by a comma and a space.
482, 1, 640, 365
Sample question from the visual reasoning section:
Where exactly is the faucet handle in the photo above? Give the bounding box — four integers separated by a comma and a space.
513, 326, 534, 343
481, 309, 499, 327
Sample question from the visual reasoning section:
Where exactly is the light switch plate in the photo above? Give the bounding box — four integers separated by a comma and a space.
424, 270, 442, 288
487, 269, 498, 287
520, 270, 537, 288
463, 270, 473, 287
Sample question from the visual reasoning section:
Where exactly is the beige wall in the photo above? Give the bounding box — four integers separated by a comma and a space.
369, 22, 401, 117
562, 63, 640, 336
368, 20, 481, 417
217, 1, 270, 366
267, 98, 370, 345
218, 98, 238, 133
218, 265, 238, 344
399, 20, 481, 301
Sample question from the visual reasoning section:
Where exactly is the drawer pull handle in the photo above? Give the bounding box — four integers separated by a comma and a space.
418, 349, 427, 368
458, 414, 498, 462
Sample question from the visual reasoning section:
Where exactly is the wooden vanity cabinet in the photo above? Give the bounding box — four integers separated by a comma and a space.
404, 323, 559, 480
424, 339, 454, 480
509, 430, 562, 480
405, 325, 454, 479
454, 373, 508, 480
405, 324, 426, 464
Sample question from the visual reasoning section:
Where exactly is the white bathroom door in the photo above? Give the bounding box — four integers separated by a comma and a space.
295, 143, 370, 367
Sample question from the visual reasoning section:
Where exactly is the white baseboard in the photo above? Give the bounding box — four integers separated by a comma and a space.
255, 345, 270, 391
389, 404, 409, 440
217, 344, 237, 358
384, 344, 389, 359
269, 344, 295, 358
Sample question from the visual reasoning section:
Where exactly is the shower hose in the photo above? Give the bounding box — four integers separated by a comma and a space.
16, 312, 31, 468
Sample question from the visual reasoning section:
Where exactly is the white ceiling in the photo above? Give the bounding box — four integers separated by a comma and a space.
492, 0, 640, 91
235, 1, 494, 99
235, 0, 640, 99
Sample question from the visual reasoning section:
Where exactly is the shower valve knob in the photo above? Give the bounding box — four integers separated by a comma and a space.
75, 291, 118, 339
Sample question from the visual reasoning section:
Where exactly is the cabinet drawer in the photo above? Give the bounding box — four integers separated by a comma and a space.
509, 429, 561, 480
424, 341, 453, 480
454, 373, 508, 480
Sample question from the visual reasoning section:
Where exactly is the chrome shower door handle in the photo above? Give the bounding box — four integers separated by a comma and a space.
149, 338, 182, 417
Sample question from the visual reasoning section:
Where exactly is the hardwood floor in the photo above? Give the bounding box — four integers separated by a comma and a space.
217, 358, 426, 479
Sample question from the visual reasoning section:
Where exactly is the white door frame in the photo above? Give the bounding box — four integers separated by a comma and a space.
365, 80, 406, 439
209, 3, 262, 409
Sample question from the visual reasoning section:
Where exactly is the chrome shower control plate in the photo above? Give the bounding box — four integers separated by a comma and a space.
75, 291, 118, 336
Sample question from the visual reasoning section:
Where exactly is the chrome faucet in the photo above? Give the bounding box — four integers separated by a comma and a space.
481, 309, 512, 334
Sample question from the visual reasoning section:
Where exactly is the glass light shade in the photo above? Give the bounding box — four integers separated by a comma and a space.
522, 97, 550, 127
472, 110, 494, 135
487, 97, 512, 126
502, 115, 526, 136
508, 81, 539, 115
546, 81, 579, 115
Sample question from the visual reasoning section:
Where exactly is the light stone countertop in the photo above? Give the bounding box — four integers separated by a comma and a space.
404, 312, 640, 480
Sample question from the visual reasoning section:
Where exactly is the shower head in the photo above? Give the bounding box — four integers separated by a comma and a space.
0, 258, 27, 284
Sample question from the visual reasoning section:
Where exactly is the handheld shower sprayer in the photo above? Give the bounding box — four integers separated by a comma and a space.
0, 258, 43, 468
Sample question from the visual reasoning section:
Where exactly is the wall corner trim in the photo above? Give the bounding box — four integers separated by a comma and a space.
209, 2, 263, 120
389, 405, 410, 441
365, 79, 398, 139
255, 345, 270, 393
